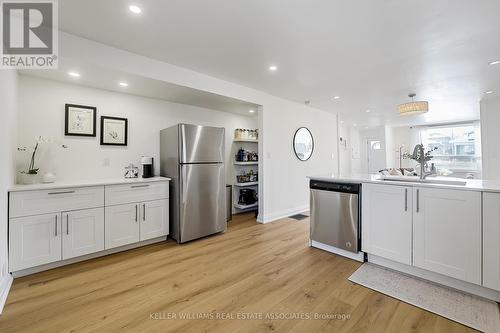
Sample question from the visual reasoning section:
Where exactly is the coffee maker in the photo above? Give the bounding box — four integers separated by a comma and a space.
141, 156, 154, 178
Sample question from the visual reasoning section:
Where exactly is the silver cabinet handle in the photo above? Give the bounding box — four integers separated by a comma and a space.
55, 215, 58, 236
143, 204, 146, 221
131, 184, 150, 189
48, 191, 75, 195
404, 188, 408, 212
416, 189, 420, 213
135, 204, 138, 222
66, 214, 69, 235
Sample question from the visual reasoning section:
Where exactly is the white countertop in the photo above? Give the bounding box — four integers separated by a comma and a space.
308, 174, 500, 193
8, 176, 171, 192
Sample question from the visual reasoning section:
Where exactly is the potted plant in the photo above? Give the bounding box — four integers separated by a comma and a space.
18, 137, 68, 184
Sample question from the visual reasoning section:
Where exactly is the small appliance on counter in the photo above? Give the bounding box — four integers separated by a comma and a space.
141, 156, 154, 178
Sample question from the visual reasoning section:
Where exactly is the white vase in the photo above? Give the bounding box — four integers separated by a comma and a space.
18, 172, 39, 185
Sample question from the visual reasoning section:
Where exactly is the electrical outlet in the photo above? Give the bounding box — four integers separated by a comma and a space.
102, 158, 110, 167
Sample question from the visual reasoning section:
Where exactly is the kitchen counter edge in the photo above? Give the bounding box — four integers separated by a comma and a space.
308, 175, 500, 193
8, 176, 171, 192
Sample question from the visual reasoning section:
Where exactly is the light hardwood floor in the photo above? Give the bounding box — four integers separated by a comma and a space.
0, 213, 477, 332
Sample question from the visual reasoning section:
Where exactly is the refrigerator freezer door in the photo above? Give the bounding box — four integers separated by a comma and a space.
179, 163, 226, 242
180, 124, 225, 163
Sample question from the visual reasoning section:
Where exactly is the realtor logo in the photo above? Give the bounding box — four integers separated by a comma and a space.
1, 0, 58, 68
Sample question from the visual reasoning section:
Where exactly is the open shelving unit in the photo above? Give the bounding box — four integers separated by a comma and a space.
233, 139, 258, 143
233, 202, 258, 210
234, 181, 258, 187
232, 136, 259, 213
234, 161, 258, 166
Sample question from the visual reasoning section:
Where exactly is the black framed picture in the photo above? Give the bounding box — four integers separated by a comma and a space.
65, 104, 97, 137
100, 116, 128, 146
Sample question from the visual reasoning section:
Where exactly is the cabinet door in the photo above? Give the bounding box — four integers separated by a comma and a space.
413, 187, 481, 284
9, 213, 62, 271
140, 199, 169, 241
105, 203, 140, 249
362, 184, 413, 265
483, 192, 500, 291
62, 208, 104, 260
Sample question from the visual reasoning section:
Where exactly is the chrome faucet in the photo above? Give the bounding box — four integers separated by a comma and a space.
412, 144, 437, 180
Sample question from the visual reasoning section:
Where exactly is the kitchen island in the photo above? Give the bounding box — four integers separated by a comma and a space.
309, 174, 500, 302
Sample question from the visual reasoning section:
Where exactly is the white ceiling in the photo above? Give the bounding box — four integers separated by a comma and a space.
57, 0, 500, 126
20, 63, 260, 117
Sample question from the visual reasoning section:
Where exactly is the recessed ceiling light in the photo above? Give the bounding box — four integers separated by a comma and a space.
333, 96, 340, 100
489, 60, 500, 65
485, 90, 494, 94
68, 71, 80, 78
268, 65, 277, 71
366, 109, 371, 113
129, 5, 142, 14
249, 109, 255, 113
119, 82, 129, 87
353, 123, 357, 127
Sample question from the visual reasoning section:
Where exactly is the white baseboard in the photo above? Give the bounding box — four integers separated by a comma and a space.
368, 254, 500, 303
311, 240, 365, 262
0, 274, 13, 314
12, 236, 167, 278
259, 205, 309, 224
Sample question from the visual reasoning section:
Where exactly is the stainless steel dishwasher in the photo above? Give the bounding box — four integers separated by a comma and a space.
310, 180, 363, 261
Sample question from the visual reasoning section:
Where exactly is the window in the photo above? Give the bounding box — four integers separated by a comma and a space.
419, 123, 481, 172
369, 140, 381, 150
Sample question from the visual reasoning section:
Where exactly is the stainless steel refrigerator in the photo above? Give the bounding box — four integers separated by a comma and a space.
160, 124, 226, 243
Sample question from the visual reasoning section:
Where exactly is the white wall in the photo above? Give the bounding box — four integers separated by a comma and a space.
339, 125, 351, 175
349, 127, 362, 174
384, 125, 395, 168
481, 98, 500, 180
390, 126, 414, 169
0, 70, 17, 313
58, 32, 339, 222
260, 100, 338, 220
16, 75, 257, 187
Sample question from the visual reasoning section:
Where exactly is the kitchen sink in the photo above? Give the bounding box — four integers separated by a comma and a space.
380, 175, 467, 186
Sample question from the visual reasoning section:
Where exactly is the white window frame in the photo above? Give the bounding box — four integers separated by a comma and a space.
417, 121, 482, 175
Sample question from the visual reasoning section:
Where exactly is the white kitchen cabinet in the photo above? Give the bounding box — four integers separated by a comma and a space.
362, 183, 413, 265
483, 192, 500, 291
413, 187, 481, 284
9, 186, 104, 218
105, 203, 140, 249
9, 179, 170, 274
140, 199, 169, 241
9, 213, 62, 271
62, 208, 105, 260
105, 182, 169, 206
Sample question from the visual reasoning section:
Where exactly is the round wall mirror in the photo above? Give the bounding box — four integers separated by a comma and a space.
293, 127, 314, 161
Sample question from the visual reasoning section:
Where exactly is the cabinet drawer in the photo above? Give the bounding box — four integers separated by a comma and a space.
105, 181, 169, 206
9, 186, 104, 218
